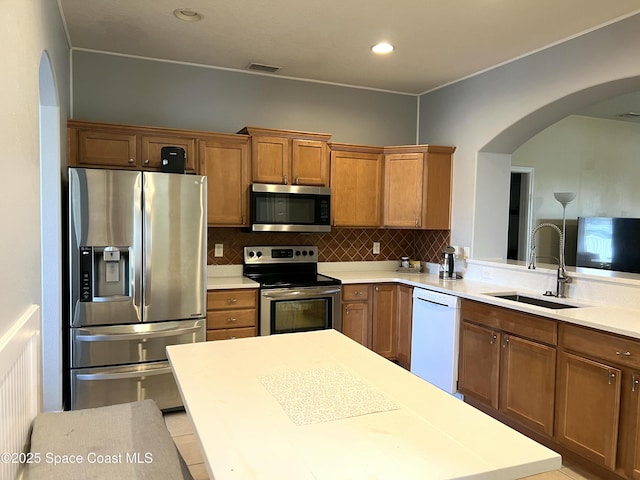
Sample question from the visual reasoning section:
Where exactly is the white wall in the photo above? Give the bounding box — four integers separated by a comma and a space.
513, 115, 640, 219
418, 13, 640, 259
0, 0, 70, 396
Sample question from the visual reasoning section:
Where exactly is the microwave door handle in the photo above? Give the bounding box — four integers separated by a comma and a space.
75, 366, 173, 381
75, 324, 203, 342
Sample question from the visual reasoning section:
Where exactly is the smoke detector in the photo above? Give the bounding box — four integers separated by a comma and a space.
246, 62, 281, 73
173, 9, 203, 22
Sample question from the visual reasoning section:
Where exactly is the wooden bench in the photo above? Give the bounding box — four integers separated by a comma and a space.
25, 399, 193, 479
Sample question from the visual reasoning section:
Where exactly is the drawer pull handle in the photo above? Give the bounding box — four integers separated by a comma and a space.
227, 318, 237, 323
616, 351, 632, 356
490, 334, 497, 345
354, 291, 362, 296
227, 298, 238, 304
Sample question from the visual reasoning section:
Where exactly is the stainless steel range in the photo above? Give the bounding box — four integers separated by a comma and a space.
243, 246, 341, 335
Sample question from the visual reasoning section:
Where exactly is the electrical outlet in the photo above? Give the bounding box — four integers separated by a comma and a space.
372, 242, 381, 255
214, 244, 224, 257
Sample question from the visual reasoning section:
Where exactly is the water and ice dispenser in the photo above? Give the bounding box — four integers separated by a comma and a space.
79, 246, 131, 301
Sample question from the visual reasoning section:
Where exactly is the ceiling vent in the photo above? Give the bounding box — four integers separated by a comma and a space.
247, 62, 281, 73
616, 112, 640, 119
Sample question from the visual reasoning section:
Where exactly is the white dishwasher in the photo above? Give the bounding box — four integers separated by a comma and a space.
410, 287, 462, 398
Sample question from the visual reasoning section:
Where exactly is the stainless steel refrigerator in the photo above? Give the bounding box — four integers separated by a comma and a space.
68, 168, 207, 411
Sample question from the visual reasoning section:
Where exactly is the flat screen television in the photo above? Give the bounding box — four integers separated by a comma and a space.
576, 217, 640, 274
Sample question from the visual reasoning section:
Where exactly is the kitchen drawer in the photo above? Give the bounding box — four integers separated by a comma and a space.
461, 299, 557, 346
206, 327, 257, 341
207, 289, 257, 310
207, 309, 256, 330
342, 284, 370, 302
561, 323, 640, 370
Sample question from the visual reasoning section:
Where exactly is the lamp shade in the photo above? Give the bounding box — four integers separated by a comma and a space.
553, 192, 576, 207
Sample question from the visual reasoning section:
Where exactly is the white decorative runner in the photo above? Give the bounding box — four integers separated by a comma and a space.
258, 366, 398, 425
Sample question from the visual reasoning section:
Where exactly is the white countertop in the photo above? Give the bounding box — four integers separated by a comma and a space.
206, 263, 640, 340
167, 330, 561, 480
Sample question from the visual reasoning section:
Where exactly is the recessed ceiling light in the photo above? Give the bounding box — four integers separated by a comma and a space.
173, 9, 203, 22
371, 42, 394, 55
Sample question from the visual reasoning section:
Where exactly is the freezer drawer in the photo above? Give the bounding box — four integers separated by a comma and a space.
70, 361, 182, 411
71, 319, 205, 368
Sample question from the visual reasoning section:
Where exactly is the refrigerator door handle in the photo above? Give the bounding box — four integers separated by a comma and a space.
143, 174, 152, 312
133, 175, 143, 318
76, 324, 203, 342
75, 366, 173, 381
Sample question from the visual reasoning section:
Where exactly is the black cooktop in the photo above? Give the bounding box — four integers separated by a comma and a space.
242, 245, 341, 289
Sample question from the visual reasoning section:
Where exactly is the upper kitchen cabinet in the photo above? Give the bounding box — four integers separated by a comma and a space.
382, 145, 455, 229
199, 134, 251, 227
67, 120, 198, 173
238, 126, 332, 186
329, 143, 384, 227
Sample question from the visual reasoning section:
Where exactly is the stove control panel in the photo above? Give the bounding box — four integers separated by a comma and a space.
244, 246, 318, 264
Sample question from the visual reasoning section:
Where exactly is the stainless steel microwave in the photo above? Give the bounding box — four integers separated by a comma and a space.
249, 184, 331, 233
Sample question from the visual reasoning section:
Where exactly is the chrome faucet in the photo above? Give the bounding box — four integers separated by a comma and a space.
528, 223, 570, 298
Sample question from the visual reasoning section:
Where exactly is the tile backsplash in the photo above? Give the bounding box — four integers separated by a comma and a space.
207, 228, 450, 265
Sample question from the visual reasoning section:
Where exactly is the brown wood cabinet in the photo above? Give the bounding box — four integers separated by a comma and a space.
395, 284, 414, 370
238, 126, 332, 186
68, 120, 199, 172
341, 284, 372, 348
372, 284, 397, 359
199, 134, 251, 227
329, 143, 384, 227
382, 145, 454, 229
556, 323, 640, 477
206, 289, 258, 341
341, 283, 410, 364
458, 299, 557, 437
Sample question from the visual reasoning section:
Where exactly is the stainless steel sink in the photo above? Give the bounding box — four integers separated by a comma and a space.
490, 293, 579, 309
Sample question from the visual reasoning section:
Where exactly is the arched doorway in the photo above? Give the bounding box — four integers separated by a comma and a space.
39, 51, 62, 412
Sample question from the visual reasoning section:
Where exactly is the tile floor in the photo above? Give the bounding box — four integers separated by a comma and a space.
163, 410, 606, 480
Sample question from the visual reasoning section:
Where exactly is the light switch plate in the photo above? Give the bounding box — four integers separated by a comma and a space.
373, 242, 380, 255
214, 244, 224, 257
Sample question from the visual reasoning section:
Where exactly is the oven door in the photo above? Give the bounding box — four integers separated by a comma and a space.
260, 286, 341, 335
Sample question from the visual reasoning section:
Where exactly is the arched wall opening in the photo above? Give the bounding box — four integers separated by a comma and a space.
473, 76, 640, 262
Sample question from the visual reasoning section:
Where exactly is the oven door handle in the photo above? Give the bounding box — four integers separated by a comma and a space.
261, 287, 341, 299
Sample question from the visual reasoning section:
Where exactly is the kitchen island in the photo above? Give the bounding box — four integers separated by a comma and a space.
167, 329, 560, 480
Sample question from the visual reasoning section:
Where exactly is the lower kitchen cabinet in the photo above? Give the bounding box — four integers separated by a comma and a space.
206, 289, 258, 341
371, 284, 397, 359
341, 286, 371, 348
556, 323, 640, 478
341, 283, 410, 364
556, 350, 621, 469
459, 321, 501, 409
395, 284, 414, 370
458, 300, 556, 437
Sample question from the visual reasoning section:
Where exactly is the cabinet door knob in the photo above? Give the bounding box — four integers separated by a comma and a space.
633, 375, 639, 393
295, 176, 300, 185
144, 159, 149, 165
128, 158, 135, 164
415, 219, 419, 227
283, 175, 288, 185
609, 370, 616, 385
345, 305, 350, 314
490, 333, 497, 345
616, 351, 632, 356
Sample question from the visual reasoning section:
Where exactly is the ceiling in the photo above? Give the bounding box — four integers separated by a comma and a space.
58, 1, 640, 111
